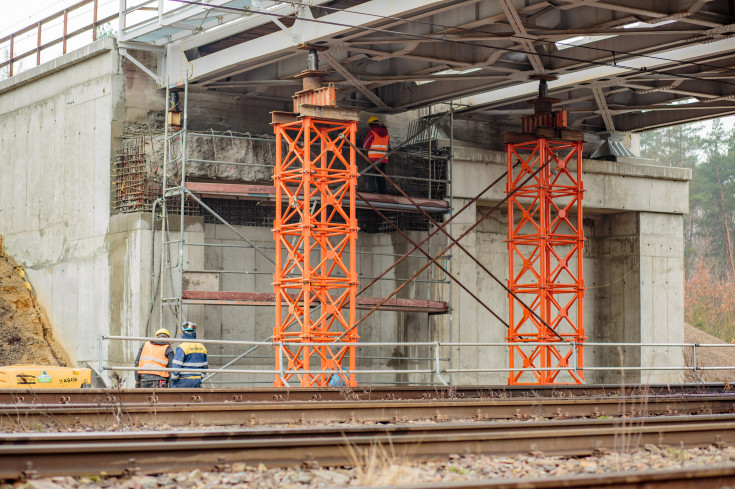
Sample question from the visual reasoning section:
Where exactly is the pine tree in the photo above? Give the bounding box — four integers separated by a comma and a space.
690, 121, 735, 280
640, 123, 704, 269
640, 123, 703, 169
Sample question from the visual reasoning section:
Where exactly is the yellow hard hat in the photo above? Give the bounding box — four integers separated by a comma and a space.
154, 328, 171, 338
368, 116, 379, 124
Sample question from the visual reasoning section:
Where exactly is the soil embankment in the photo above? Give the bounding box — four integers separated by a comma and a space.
0, 245, 69, 366
683, 323, 735, 383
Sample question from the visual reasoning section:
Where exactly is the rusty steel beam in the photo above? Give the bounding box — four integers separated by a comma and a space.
181, 290, 449, 313
3, 415, 735, 478
185, 181, 449, 213
3, 397, 735, 429
3, 383, 730, 405
374, 467, 735, 489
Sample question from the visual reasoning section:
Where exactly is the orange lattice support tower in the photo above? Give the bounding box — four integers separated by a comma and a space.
505, 77, 586, 385
272, 48, 360, 387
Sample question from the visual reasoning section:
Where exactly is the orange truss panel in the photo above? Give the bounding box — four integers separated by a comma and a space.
506, 138, 585, 385
273, 117, 359, 387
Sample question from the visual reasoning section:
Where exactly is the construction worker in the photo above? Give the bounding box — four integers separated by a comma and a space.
171, 321, 208, 388
135, 328, 174, 388
362, 116, 389, 194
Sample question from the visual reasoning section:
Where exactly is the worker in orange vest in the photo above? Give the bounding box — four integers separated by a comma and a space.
135, 328, 174, 388
363, 116, 389, 194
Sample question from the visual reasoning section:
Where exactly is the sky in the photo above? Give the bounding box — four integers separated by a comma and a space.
0, 1, 81, 38
0, 0, 120, 68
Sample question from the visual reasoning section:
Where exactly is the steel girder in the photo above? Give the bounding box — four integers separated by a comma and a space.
148, 0, 735, 132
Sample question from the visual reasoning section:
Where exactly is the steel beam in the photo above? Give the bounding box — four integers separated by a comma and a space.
179, 1, 326, 50
321, 51, 388, 108
179, 0, 453, 85
439, 35, 735, 113
592, 85, 615, 131
181, 290, 449, 312
499, 0, 545, 73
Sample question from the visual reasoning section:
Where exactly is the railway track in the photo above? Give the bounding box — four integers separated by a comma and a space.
3, 393, 735, 428
1, 383, 731, 405
2, 414, 735, 479
350, 466, 735, 489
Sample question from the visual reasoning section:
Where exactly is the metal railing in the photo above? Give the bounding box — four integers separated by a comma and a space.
0, 0, 118, 78
99, 335, 735, 387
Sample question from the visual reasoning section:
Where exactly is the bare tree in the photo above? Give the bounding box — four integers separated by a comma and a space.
0, 46, 8, 81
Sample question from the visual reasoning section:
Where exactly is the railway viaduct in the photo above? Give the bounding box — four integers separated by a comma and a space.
1, 0, 733, 386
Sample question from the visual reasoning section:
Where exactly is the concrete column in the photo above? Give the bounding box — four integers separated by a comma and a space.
440, 198, 512, 384
474, 205, 510, 384
639, 212, 685, 383
586, 211, 684, 383
586, 212, 641, 384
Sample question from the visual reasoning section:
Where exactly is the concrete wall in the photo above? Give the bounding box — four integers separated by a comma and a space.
639, 212, 685, 383
0, 38, 123, 368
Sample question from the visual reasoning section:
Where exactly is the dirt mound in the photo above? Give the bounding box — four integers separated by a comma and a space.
0, 247, 69, 366
683, 323, 735, 383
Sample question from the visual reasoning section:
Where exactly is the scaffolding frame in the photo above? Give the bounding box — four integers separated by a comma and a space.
146, 76, 455, 386
272, 114, 359, 387
138, 80, 591, 387
506, 138, 585, 385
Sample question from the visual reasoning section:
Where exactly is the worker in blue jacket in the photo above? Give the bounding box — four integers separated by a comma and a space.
171, 321, 208, 388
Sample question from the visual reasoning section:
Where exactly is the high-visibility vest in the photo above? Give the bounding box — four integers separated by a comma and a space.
137, 342, 170, 377
367, 130, 389, 161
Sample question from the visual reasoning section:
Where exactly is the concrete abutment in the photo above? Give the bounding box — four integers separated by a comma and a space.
0, 39, 691, 385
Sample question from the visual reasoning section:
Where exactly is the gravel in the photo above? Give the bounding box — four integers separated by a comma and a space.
6, 444, 735, 488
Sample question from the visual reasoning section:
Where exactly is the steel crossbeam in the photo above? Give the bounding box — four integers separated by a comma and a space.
506, 138, 585, 385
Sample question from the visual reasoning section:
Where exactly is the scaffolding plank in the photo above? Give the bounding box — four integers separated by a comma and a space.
181, 290, 448, 313
186, 182, 448, 213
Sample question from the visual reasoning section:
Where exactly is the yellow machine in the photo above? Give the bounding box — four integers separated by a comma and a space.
0, 365, 92, 388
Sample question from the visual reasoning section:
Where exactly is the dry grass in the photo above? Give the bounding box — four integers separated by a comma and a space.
612, 349, 647, 456
343, 436, 424, 486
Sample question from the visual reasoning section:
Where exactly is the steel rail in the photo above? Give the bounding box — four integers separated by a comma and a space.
3, 394, 735, 429
351, 466, 735, 489
2, 413, 734, 445
3, 415, 735, 478
1, 384, 732, 405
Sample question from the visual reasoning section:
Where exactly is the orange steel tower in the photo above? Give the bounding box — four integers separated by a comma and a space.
505, 78, 586, 385
272, 49, 360, 387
